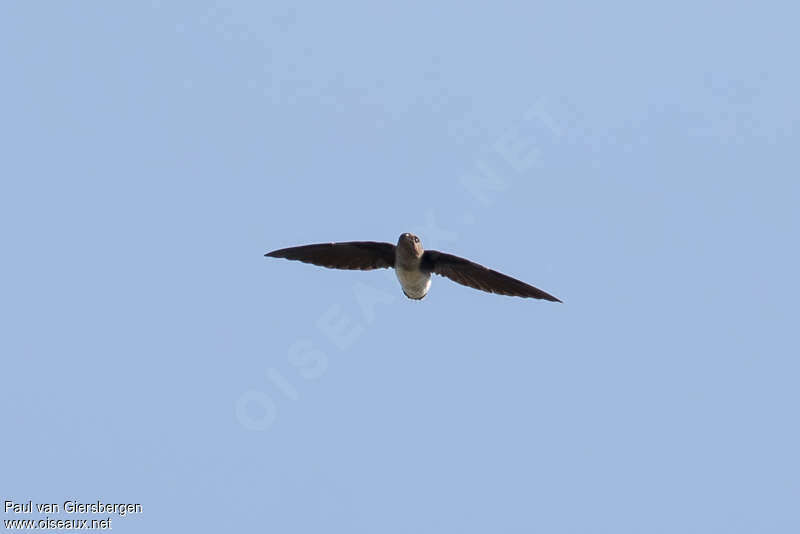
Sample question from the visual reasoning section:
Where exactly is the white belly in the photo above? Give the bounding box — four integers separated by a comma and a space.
395, 267, 431, 300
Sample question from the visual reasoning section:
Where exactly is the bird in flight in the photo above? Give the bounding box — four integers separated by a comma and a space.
265, 233, 561, 302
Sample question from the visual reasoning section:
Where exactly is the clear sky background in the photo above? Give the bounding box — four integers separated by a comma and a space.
2, 2, 799, 532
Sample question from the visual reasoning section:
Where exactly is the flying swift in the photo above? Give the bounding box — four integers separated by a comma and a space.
265, 233, 561, 302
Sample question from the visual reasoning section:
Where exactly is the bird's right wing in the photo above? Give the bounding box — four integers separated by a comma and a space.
265, 241, 396, 270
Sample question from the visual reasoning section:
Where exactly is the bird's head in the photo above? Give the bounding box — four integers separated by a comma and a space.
397, 232, 424, 258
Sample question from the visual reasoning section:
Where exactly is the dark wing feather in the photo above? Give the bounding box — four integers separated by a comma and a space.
421, 250, 561, 302
265, 241, 395, 270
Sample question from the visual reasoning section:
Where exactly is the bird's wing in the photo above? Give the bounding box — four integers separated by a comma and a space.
265, 241, 396, 270
420, 250, 561, 302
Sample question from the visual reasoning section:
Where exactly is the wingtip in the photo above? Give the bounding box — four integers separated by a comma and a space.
541, 293, 562, 303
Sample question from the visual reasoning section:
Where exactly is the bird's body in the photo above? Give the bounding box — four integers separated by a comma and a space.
395, 266, 431, 300
265, 233, 561, 303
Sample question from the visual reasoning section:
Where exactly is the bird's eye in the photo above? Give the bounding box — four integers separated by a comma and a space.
413, 236, 419, 243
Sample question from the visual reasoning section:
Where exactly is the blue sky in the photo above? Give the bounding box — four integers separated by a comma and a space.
2, 1, 799, 532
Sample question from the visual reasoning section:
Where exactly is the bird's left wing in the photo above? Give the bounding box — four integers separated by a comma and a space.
421, 250, 561, 302
265, 241, 396, 270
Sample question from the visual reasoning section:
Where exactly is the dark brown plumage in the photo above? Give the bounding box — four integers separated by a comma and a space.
265, 235, 561, 302
420, 250, 562, 302
265, 241, 395, 270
